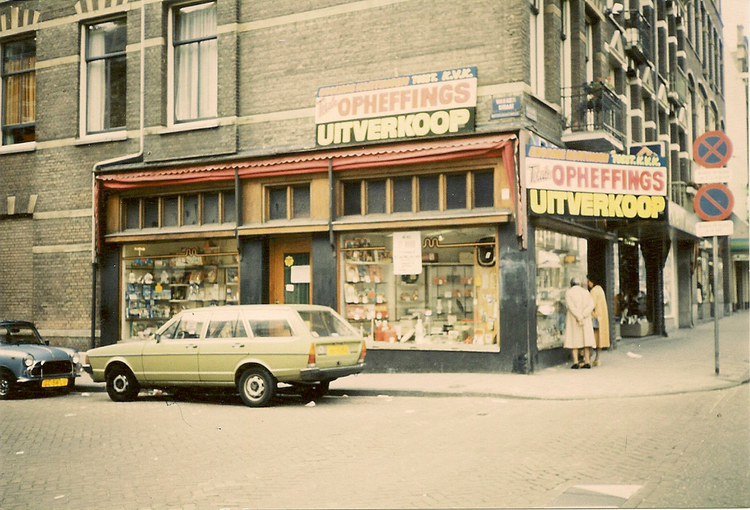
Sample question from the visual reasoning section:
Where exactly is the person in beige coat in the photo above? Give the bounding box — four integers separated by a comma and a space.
587, 275, 610, 366
564, 277, 596, 369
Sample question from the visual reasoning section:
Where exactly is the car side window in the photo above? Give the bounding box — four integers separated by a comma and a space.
207, 314, 248, 338
247, 318, 293, 338
161, 312, 206, 340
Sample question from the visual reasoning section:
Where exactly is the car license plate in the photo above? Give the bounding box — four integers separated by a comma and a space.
42, 378, 68, 388
326, 345, 349, 356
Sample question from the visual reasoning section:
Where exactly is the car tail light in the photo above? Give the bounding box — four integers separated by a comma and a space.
358, 341, 366, 362
307, 344, 316, 366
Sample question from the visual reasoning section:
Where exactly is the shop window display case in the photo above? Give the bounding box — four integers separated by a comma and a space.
122, 242, 239, 340
340, 229, 499, 350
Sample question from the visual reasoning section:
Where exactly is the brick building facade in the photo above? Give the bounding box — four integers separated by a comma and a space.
0, 0, 732, 372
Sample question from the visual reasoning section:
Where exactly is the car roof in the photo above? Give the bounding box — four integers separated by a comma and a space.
0, 320, 36, 328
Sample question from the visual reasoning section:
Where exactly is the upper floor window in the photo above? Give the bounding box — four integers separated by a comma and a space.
342, 170, 495, 216
267, 184, 310, 221
124, 190, 234, 230
1, 37, 35, 145
529, 0, 545, 99
172, 2, 217, 124
84, 18, 127, 134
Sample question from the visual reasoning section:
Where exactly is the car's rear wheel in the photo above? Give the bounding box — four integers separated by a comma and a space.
0, 372, 15, 400
106, 365, 140, 402
301, 381, 329, 402
238, 367, 275, 407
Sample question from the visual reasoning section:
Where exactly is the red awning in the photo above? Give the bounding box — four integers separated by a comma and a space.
98, 134, 516, 190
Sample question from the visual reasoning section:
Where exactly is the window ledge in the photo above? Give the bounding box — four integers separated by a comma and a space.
0, 141, 36, 155
74, 131, 128, 146
159, 119, 219, 135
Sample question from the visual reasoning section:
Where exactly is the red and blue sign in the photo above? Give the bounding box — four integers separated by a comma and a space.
693, 131, 733, 168
693, 183, 734, 221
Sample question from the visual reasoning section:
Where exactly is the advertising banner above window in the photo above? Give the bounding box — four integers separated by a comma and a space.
525, 145, 668, 220
316, 68, 477, 147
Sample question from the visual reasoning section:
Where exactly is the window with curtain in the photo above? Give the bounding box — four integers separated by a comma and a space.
173, 2, 217, 123
85, 18, 127, 134
2, 38, 36, 145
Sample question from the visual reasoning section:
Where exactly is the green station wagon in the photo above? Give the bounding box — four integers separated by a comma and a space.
84, 305, 366, 407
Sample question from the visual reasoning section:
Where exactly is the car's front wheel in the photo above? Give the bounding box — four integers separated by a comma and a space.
106, 365, 140, 402
0, 372, 15, 400
238, 367, 275, 407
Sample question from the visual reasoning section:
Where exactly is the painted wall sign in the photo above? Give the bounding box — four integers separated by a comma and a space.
315, 68, 477, 147
525, 145, 668, 220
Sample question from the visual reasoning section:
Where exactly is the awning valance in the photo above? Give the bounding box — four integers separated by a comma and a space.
97, 134, 516, 190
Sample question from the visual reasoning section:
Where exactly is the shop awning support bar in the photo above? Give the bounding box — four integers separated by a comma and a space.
328, 158, 335, 250
235, 166, 241, 259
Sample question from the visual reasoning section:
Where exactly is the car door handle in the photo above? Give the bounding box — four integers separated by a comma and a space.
186, 344, 198, 349
232, 343, 245, 348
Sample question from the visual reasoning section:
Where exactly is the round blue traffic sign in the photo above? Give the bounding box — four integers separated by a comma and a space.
693, 184, 734, 221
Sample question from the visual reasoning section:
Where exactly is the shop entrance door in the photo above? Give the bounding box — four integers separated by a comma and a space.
269, 236, 312, 305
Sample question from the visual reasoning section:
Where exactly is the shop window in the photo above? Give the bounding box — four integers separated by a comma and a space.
292, 185, 310, 218
446, 174, 467, 210
123, 190, 234, 230
163, 197, 179, 227
1, 37, 36, 146
343, 181, 362, 216
341, 228, 499, 351
343, 170, 495, 216
203, 193, 219, 224
418, 176, 440, 211
183, 195, 199, 226
267, 184, 310, 220
83, 18, 126, 134
473, 171, 494, 207
171, 1, 217, 124
223, 191, 236, 223
125, 199, 140, 229
535, 229, 588, 350
122, 239, 239, 340
269, 188, 286, 220
144, 198, 160, 228
392, 177, 413, 213
367, 180, 386, 214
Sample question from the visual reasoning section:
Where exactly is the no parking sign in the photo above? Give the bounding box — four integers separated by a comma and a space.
693, 183, 734, 221
693, 131, 733, 168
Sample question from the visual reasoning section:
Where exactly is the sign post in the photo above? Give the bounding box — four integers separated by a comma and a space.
692, 131, 734, 375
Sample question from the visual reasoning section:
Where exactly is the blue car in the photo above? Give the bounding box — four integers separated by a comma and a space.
0, 320, 81, 399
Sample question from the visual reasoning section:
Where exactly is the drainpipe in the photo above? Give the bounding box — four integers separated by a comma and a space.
328, 158, 334, 249
90, 5, 146, 349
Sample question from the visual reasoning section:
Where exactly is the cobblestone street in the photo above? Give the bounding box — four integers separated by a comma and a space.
1, 382, 748, 509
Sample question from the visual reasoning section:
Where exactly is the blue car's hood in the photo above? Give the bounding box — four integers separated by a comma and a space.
0, 344, 74, 361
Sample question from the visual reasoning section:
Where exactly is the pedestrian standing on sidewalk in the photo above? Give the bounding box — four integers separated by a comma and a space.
564, 277, 596, 369
587, 275, 610, 366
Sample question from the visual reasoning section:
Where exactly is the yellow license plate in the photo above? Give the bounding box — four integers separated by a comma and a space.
326, 345, 349, 356
42, 378, 68, 388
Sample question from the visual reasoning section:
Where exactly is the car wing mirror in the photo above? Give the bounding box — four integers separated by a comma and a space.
45, 340, 50, 346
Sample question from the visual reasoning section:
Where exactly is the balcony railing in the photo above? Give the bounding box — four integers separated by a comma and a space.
668, 67, 689, 106
562, 82, 627, 147
625, 10, 653, 64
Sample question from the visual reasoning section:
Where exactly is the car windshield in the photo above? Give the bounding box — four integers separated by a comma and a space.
297, 310, 358, 338
0, 325, 45, 345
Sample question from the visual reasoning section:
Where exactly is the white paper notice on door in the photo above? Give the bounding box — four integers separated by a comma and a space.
290, 265, 311, 283
393, 231, 423, 275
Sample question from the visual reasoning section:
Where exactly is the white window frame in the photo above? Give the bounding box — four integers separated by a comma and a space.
79, 17, 128, 141
167, 0, 218, 129
530, 0, 545, 99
